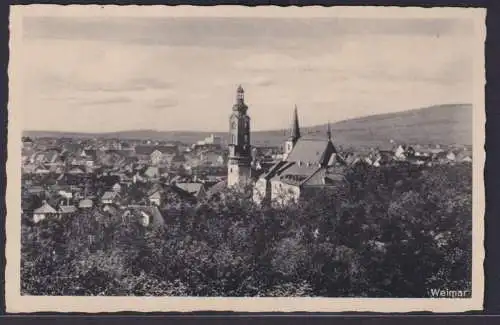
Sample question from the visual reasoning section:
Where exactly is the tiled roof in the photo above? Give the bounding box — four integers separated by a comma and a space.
155, 145, 178, 154
286, 138, 338, 166
261, 161, 290, 180
135, 146, 156, 156
101, 191, 119, 201
175, 183, 204, 196
277, 165, 321, 186
82, 149, 97, 159
206, 180, 227, 198
59, 205, 77, 214
69, 167, 85, 174
171, 154, 186, 162
78, 199, 93, 208
135, 145, 178, 156
34, 202, 57, 214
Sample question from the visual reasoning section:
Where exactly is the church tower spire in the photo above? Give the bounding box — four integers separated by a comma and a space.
283, 105, 301, 160
227, 85, 252, 188
290, 104, 301, 142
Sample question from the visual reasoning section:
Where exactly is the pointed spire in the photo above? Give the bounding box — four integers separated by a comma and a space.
327, 121, 332, 140
290, 105, 301, 141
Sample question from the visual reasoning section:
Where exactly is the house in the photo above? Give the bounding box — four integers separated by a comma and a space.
58, 205, 77, 217
200, 151, 226, 166
22, 163, 36, 174
456, 150, 472, 163
461, 156, 472, 163
58, 190, 73, 205
394, 145, 406, 160
415, 147, 445, 158
150, 146, 178, 165
22, 136, 34, 148
81, 149, 97, 166
133, 173, 146, 184
253, 137, 346, 205
134, 146, 156, 163
148, 187, 164, 206
27, 185, 46, 196
150, 150, 164, 166
135, 145, 178, 164
78, 198, 94, 209
34, 165, 51, 175
446, 151, 457, 162
137, 205, 164, 228
170, 153, 187, 169
32, 150, 59, 165
103, 204, 119, 217
68, 167, 85, 175
111, 182, 122, 193
101, 191, 120, 205
434, 151, 451, 163
407, 154, 433, 166
33, 201, 57, 223
144, 166, 161, 179
174, 182, 206, 200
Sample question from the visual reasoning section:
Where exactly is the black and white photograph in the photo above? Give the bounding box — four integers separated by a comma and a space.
6, 5, 485, 312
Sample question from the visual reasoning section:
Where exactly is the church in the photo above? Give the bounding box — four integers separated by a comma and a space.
226, 85, 346, 204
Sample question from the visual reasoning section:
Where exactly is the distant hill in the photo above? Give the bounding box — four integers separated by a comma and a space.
24, 103, 472, 148
288, 103, 473, 149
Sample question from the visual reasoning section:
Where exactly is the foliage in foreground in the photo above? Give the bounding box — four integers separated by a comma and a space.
21, 163, 472, 297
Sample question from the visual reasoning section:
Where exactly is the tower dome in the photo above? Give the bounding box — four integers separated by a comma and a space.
233, 85, 248, 113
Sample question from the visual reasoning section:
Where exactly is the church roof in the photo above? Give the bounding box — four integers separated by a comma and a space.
275, 165, 322, 186
286, 138, 339, 166
260, 136, 346, 187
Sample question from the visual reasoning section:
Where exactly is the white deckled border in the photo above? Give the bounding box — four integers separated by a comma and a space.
6, 5, 486, 313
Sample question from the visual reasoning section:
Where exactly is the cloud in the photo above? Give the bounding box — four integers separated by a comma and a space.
149, 97, 179, 110
76, 96, 132, 107
18, 16, 477, 132
24, 16, 473, 48
77, 77, 172, 92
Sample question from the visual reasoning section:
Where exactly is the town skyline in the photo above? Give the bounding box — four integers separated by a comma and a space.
16, 10, 475, 133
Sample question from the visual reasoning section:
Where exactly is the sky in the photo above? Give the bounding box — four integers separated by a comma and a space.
17, 11, 477, 132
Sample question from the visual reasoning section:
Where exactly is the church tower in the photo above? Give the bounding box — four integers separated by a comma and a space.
227, 85, 252, 188
283, 105, 301, 160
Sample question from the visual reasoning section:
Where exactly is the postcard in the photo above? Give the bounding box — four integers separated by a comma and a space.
6, 5, 485, 312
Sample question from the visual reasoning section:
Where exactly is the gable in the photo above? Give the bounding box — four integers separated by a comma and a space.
286, 138, 338, 166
